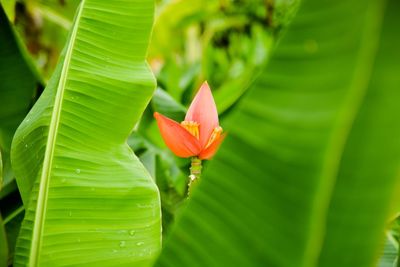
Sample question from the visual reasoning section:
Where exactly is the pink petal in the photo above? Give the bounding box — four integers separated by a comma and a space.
185, 81, 219, 148
154, 112, 202, 158
199, 133, 226, 160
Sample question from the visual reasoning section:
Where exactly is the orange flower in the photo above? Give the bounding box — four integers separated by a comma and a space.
154, 82, 225, 160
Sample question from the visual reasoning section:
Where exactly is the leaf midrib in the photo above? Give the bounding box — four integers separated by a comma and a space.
28, 1, 85, 266
302, 0, 387, 266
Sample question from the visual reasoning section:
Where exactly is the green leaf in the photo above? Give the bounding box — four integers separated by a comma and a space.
0, 3, 40, 147
149, 0, 218, 59
11, 0, 161, 266
3, 205, 24, 266
155, 0, 400, 266
0, 150, 2, 187
0, 3, 41, 189
0, 154, 14, 194
33, 0, 81, 31
0, 0, 16, 21
379, 217, 400, 267
151, 88, 186, 122
27, 0, 81, 80
128, 131, 188, 234
379, 236, 397, 267
0, 214, 7, 267
211, 25, 273, 113
139, 150, 156, 180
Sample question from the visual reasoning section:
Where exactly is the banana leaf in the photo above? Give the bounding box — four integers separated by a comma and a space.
155, 0, 400, 266
11, 0, 161, 266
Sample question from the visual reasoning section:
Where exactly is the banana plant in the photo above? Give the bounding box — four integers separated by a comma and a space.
3, 0, 400, 266
10, 0, 161, 266
154, 0, 400, 266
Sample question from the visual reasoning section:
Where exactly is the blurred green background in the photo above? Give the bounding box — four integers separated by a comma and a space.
1, 0, 399, 266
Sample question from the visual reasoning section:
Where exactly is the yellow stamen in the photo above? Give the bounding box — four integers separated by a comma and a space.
181, 121, 200, 140
205, 126, 223, 148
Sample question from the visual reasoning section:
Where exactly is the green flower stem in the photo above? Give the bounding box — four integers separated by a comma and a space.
188, 157, 202, 195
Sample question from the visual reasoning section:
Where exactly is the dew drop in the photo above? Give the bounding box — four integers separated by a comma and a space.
61, 178, 66, 183
75, 169, 81, 174
112, 249, 118, 253
129, 230, 136, 236
25, 144, 28, 148
136, 242, 144, 246
77, 238, 81, 243
119, 241, 126, 248
68, 211, 72, 217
